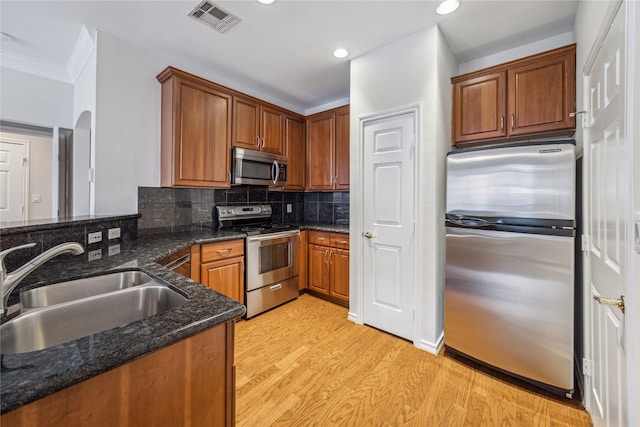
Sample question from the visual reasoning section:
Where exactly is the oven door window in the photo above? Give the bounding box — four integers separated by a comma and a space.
260, 242, 290, 274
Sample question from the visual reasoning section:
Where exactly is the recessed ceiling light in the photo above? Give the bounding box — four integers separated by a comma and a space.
332, 48, 349, 59
435, 0, 460, 15
256, 0, 275, 5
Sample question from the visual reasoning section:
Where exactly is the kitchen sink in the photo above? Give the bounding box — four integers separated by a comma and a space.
20, 270, 156, 308
1, 279, 188, 355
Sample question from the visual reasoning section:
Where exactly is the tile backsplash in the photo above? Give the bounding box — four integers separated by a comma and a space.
138, 187, 349, 231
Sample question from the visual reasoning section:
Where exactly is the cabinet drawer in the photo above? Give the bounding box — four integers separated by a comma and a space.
308, 231, 330, 246
201, 239, 244, 263
330, 234, 349, 249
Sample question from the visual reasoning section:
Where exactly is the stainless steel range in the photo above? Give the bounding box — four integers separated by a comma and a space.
215, 205, 300, 318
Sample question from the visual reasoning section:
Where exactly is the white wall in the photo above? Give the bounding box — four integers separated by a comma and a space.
457, 32, 575, 75
350, 25, 457, 352
73, 38, 97, 217
93, 31, 165, 215
0, 68, 74, 128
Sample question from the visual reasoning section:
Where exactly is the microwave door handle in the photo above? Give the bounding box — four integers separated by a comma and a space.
272, 160, 279, 185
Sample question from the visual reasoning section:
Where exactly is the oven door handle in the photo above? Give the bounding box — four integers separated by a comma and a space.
246, 230, 300, 242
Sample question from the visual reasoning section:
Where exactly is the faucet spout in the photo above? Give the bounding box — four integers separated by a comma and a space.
0, 242, 85, 314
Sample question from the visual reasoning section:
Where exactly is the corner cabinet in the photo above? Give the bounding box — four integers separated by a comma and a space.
306, 106, 349, 190
157, 67, 232, 188
232, 96, 285, 156
307, 231, 349, 305
451, 44, 576, 147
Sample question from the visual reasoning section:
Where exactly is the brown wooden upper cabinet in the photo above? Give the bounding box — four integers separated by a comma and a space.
306, 105, 350, 190
283, 115, 306, 191
232, 96, 285, 156
157, 67, 232, 188
451, 44, 576, 146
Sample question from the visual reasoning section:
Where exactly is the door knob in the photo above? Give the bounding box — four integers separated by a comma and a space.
363, 232, 374, 239
593, 293, 625, 314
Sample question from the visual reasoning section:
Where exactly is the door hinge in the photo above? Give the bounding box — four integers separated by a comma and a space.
88, 168, 95, 183
583, 358, 593, 377
22, 158, 29, 166
581, 234, 591, 251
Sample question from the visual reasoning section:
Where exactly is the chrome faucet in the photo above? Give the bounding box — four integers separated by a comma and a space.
0, 242, 85, 314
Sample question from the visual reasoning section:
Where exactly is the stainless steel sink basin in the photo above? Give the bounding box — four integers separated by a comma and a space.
1, 280, 188, 354
20, 270, 155, 308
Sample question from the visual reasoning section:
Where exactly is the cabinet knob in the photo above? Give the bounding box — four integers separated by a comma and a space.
363, 232, 374, 239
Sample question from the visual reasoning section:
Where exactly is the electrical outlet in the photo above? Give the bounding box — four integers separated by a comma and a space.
88, 231, 102, 244
88, 249, 102, 261
108, 227, 121, 240
286, 204, 292, 213
108, 244, 121, 256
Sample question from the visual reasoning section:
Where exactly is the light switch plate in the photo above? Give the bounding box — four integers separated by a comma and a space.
108, 227, 121, 240
108, 244, 121, 256
286, 204, 292, 213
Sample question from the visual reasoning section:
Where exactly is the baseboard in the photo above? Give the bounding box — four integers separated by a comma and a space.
414, 331, 444, 355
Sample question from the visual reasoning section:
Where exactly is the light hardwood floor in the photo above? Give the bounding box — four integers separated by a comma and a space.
235, 294, 592, 426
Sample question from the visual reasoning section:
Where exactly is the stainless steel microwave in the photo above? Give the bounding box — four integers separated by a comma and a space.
231, 147, 287, 186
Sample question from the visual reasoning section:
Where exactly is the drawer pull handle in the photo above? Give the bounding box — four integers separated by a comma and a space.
335, 240, 347, 244
216, 248, 232, 254
270, 283, 283, 292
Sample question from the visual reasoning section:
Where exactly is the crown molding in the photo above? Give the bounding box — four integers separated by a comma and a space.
67, 26, 95, 83
0, 50, 73, 83
0, 26, 94, 84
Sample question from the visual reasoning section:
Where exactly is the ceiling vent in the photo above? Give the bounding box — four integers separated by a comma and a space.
188, 1, 240, 34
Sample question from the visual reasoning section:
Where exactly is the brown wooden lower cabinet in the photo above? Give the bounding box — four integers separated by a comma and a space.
1, 322, 236, 427
193, 240, 245, 305
307, 231, 349, 305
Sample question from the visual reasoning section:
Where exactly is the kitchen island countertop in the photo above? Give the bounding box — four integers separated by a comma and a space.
0, 227, 247, 414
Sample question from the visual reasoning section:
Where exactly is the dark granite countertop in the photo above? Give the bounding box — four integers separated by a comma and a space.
0, 227, 247, 415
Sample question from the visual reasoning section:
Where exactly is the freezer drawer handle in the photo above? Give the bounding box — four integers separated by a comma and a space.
593, 293, 625, 314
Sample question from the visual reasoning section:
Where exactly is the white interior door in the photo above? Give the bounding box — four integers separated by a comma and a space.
584, 1, 628, 425
362, 109, 416, 341
0, 140, 29, 222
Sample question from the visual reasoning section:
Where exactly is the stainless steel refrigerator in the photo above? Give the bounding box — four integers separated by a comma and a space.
444, 141, 576, 397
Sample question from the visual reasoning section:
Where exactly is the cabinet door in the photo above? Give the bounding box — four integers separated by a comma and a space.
334, 107, 350, 190
201, 257, 245, 304
232, 96, 261, 150
306, 113, 335, 190
508, 51, 576, 136
308, 244, 329, 295
175, 80, 232, 187
260, 106, 285, 155
452, 72, 507, 144
283, 116, 305, 190
330, 248, 349, 303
